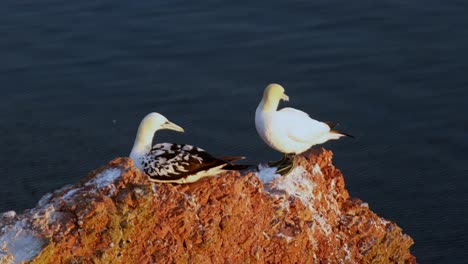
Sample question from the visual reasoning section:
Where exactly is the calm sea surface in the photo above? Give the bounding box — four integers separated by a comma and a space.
1, 1, 467, 262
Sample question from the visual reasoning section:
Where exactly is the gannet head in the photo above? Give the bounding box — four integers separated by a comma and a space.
130, 113, 184, 166
263, 83, 289, 103
141, 112, 185, 133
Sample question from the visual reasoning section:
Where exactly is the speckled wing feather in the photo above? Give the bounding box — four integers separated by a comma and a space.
141, 143, 227, 182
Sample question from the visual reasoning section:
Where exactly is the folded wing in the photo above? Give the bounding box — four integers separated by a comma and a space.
278, 108, 330, 143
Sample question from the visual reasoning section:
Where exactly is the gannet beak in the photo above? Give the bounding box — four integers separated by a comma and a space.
281, 93, 289, 102
162, 121, 185, 133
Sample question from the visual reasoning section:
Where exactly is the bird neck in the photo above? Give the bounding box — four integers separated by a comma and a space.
259, 97, 280, 112
130, 125, 155, 163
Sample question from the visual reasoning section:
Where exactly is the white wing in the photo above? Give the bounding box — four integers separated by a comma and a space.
277, 108, 329, 143
279, 107, 310, 118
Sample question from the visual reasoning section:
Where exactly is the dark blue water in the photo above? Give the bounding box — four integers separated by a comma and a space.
1, 1, 467, 262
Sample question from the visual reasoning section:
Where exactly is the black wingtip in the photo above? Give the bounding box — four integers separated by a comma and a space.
325, 121, 340, 129
331, 129, 355, 139
219, 156, 246, 162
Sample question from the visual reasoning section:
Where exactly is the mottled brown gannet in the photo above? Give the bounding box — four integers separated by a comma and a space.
130, 112, 246, 183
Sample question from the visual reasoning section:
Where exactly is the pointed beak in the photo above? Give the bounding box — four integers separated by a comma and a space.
281, 93, 289, 102
161, 121, 185, 133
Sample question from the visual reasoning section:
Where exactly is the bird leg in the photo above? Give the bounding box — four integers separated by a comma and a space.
269, 153, 290, 167
275, 154, 297, 176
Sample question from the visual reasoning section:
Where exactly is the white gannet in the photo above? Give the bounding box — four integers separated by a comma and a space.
130, 112, 246, 184
255, 84, 352, 172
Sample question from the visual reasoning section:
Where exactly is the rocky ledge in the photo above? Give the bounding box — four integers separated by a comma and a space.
0, 149, 415, 263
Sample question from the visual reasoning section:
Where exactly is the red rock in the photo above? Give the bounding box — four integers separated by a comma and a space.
0, 148, 415, 263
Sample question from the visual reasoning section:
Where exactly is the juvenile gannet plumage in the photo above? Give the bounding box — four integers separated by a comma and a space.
130, 112, 246, 184
255, 84, 352, 172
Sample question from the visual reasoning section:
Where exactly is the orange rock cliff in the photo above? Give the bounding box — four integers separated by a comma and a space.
0, 148, 415, 263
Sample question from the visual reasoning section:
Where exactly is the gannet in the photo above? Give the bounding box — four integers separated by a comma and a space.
130, 112, 246, 183
255, 84, 352, 172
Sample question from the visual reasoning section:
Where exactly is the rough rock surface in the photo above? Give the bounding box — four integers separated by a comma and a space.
0, 148, 415, 263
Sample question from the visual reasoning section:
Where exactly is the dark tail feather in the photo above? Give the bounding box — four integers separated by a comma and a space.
219, 156, 245, 162
331, 129, 355, 138
223, 164, 253, 170
325, 121, 340, 129
326, 121, 354, 138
